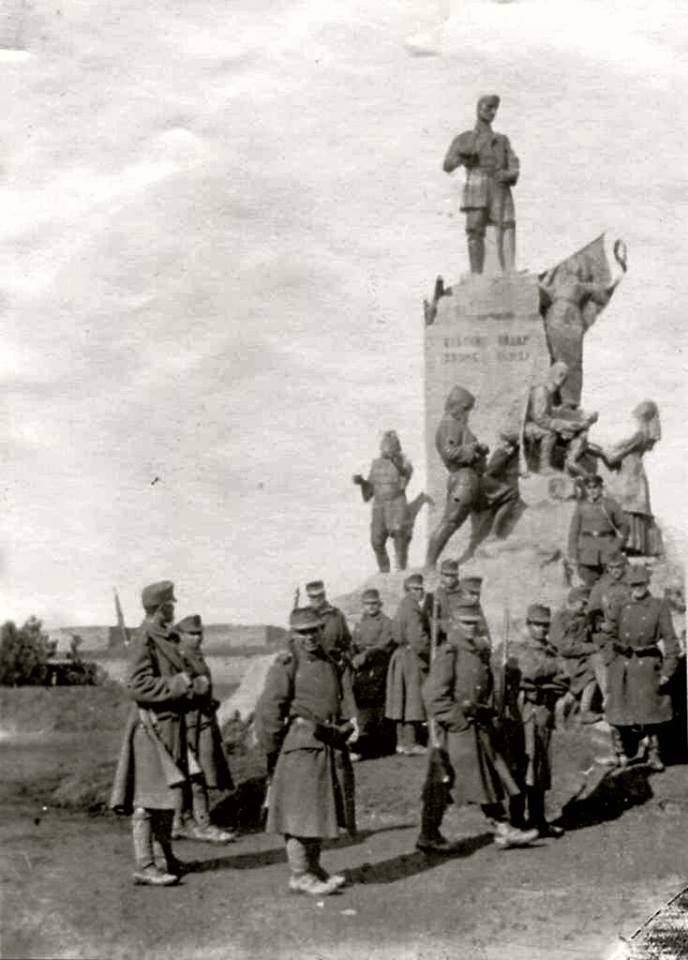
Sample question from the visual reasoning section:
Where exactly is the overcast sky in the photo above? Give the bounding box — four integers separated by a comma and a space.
1, 0, 686, 627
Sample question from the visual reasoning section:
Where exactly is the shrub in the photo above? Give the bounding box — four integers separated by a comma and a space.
0, 617, 53, 686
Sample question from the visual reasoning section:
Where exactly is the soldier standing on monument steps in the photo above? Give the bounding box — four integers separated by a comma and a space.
568, 474, 629, 587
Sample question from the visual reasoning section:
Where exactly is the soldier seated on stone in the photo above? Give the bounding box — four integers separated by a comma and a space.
171, 615, 236, 844
550, 587, 601, 726
349, 588, 396, 761
417, 601, 538, 854
568, 475, 629, 587
604, 565, 680, 771
255, 607, 358, 897
524, 361, 598, 476
305, 579, 352, 666
353, 430, 413, 573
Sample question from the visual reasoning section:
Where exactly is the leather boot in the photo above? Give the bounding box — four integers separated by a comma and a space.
467, 236, 485, 274
150, 810, 183, 878
646, 733, 665, 772
133, 809, 178, 886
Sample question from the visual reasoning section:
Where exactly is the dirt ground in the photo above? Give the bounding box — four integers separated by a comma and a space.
2, 722, 687, 960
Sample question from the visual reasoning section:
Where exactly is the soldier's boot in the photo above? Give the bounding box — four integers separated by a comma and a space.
578, 681, 601, 724
307, 840, 347, 889
646, 733, 665, 773
526, 788, 564, 839
392, 531, 409, 571
150, 810, 184, 878
188, 784, 236, 843
610, 726, 630, 768
286, 837, 340, 896
132, 809, 178, 886
493, 821, 540, 849
497, 225, 516, 273
467, 235, 485, 274
416, 779, 452, 853
538, 434, 557, 475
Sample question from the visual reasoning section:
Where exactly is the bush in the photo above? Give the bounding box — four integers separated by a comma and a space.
0, 617, 53, 686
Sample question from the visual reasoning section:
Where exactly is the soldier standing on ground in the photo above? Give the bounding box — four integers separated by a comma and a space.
568, 475, 629, 587
416, 601, 538, 853
504, 604, 569, 838
443, 94, 519, 274
385, 573, 431, 755
550, 588, 601, 725
349, 588, 396, 761
255, 608, 357, 897
459, 575, 491, 644
305, 580, 352, 666
604, 566, 680, 771
110, 581, 196, 886
171, 615, 236, 843
424, 557, 463, 647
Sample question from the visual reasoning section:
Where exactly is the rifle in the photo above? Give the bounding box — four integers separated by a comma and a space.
113, 588, 129, 647
293, 586, 300, 610
429, 593, 441, 749
497, 605, 510, 720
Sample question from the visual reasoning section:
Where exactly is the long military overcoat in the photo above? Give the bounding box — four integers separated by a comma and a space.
385, 594, 430, 723
319, 604, 353, 666
605, 594, 680, 726
504, 632, 569, 791
255, 646, 356, 839
351, 612, 396, 710
178, 640, 234, 792
568, 497, 629, 567
110, 621, 192, 813
549, 609, 596, 694
423, 629, 519, 806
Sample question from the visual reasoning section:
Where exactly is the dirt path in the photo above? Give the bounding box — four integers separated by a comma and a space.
2, 749, 687, 960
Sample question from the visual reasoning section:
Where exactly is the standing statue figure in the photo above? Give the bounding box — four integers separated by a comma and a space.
425, 386, 519, 569
354, 431, 431, 573
591, 400, 663, 557
443, 94, 519, 275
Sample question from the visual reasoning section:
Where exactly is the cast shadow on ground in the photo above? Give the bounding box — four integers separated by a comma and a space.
182, 822, 418, 875
558, 765, 653, 830
345, 832, 495, 886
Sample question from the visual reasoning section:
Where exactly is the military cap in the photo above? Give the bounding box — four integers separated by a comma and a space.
628, 565, 651, 585
404, 573, 424, 589
606, 550, 627, 567
460, 576, 483, 591
305, 580, 326, 597
454, 600, 481, 623
567, 587, 589, 605
582, 474, 604, 487
446, 385, 475, 412
362, 588, 381, 602
439, 558, 459, 574
526, 603, 551, 624
289, 607, 324, 632
141, 580, 176, 609
176, 614, 203, 634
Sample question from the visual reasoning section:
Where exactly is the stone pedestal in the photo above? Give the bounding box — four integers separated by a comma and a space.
424, 271, 551, 544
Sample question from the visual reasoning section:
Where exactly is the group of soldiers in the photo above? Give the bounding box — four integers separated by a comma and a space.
109, 540, 680, 895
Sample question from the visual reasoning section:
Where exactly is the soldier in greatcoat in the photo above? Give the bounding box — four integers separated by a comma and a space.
353, 430, 413, 572
385, 573, 431, 754
110, 581, 204, 886
171, 614, 236, 843
501, 604, 569, 838
568, 474, 629, 586
459, 575, 491, 645
416, 601, 538, 853
424, 557, 463, 648
349, 588, 396, 760
305, 580, 352, 666
604, 565, 680, 771
550, 587, 600, 724
255, 607, 357, 897
586, 550, 633, 705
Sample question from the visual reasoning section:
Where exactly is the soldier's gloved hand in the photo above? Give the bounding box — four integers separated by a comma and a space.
346, 717, 360, 745
192, 675, 210, 696
460, 699, 478, 719
169, 671, 193, 697
351, 652, 368, 669
657, 675, 671, 692
352, 474, 364, 486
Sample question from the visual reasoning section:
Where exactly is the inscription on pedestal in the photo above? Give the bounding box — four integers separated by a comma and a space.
424, 273, 551, 537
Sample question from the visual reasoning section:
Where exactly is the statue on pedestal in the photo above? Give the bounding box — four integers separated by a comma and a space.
443, 94, 519, 274
539, 238, 627, 407
353, 431, 431, 573
425, 386, 519, 569
522, 361, 598, 477
591, 400, 664, 557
